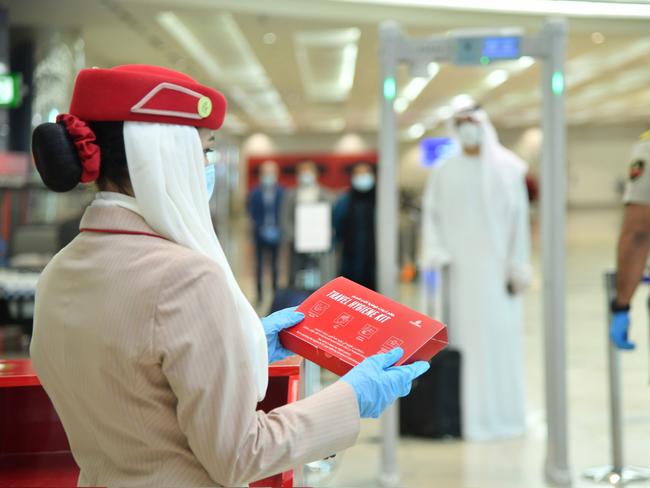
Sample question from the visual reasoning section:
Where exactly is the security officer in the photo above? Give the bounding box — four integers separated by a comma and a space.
611, 130, 650, 349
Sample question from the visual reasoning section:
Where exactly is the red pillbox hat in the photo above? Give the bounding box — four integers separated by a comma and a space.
68, 64, 227, 130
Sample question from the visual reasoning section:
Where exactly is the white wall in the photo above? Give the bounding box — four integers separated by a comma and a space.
501, 124, 646, 208
240, 131, 375, 159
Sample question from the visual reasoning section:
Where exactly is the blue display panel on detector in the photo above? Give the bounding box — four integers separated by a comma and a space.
482, 36, 521, 59
454, 36, 521, 65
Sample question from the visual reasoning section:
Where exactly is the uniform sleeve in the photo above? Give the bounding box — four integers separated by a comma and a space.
506, 174, 532, 292
154, 255, 360, 487
420, 167, 452, 268
623, 143, 650, 205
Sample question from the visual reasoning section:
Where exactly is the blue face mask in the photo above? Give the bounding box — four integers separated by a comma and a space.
351, 173, 375, 192
205, 164, 216, 200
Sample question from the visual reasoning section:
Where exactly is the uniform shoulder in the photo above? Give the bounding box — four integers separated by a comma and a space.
163, 244, 222, 276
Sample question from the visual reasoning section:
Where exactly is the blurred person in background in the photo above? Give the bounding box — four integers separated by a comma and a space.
282, 161, 334, 287
247, 160, 284, 304
610, 130, 650, 350
333, 163, 377, 290
420, 106, 531, 441
29, 65, 429, 487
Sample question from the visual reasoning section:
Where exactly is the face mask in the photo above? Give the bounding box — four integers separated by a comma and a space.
261, 173, 277, 187
351, 173, 375, 192
457, 122, 482, 148
298, 172, 316, 187
205, 164, 216, 200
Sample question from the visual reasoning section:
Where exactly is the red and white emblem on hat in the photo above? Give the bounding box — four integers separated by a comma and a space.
68, 64, 227, 129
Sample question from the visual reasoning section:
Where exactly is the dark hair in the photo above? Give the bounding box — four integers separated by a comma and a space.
32, 120, 130, 193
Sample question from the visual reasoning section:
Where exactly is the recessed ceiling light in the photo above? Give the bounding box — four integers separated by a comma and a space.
486, 69, 509, 88
451, 94, 475, 111
427, 62, 440, 78
394, 97, 409, 113
408, 123, 425, 139
518, 56, 535, 69
263, 32, 277, 45
591, 32, 605, 44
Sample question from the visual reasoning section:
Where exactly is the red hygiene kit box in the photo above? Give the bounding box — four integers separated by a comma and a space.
279, 277, 448, 376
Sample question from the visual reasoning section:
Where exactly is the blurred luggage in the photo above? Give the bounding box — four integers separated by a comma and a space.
400, 348, 461, 439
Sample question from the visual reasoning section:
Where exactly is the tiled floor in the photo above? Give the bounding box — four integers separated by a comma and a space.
235, 208, 650, 487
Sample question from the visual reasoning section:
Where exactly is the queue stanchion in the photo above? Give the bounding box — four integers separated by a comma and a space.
583, 271, 650, 486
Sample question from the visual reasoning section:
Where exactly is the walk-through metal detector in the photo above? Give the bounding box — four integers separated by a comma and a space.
377, 18, 570, 487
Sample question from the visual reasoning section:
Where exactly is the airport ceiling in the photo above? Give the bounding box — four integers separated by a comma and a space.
2, 0, 649, 137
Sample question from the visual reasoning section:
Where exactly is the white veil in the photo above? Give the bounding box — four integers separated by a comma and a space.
122, 121, 268, 400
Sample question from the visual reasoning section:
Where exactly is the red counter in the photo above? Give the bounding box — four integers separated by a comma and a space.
0, 358, 302, 488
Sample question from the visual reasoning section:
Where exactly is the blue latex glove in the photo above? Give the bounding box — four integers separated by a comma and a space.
341, 348, 430, 418
261, 307, 305, 363
610, 310, 635, 350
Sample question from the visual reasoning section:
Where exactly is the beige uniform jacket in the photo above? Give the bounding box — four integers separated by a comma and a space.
30, 205, 359, 487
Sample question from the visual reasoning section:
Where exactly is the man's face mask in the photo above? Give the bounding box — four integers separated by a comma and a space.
351, 173, 375, 192
457, 122, 482, 148
261, 173, 277, 187
298, 171, 316, 187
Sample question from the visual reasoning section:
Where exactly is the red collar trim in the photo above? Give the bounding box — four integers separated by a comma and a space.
79, 228, 168, 241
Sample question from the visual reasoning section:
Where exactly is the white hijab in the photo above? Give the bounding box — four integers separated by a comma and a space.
104, 121, 268, 400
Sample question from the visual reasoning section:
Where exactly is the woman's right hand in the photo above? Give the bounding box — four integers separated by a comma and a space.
341, 348, 430, 418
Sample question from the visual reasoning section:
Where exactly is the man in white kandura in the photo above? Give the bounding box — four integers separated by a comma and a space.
421, 106, 532, 441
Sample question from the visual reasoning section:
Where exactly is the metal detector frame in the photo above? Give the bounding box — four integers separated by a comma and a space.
377, 18, 570, 487
582, 271, 650, 486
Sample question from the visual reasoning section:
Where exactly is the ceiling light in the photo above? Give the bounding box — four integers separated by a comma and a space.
394, 97, 409, 113
451, 94, 475, 111
408, 123, 426, 139
294, 28, 361, 102
591, 32, 605, 44
157, 12, 221, 80
402, 77, 429, 101
427, 62, 440, 78
263, 32, 277, 44
486, 69, 509, 88
518, 56, 535, 69
339, 43, 359, 92
395, 61, 440, 113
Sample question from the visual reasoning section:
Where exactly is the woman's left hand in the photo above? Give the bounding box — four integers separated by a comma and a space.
261, 307, 304, 363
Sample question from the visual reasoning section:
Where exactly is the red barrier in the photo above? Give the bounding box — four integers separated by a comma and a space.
0, 358, 302, 487
248, 152, 377, 191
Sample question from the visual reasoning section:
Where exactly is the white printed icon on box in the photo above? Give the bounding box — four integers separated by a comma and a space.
409, 319, 423, 328
334, 313, 354, 328
358, 324, 379, 339
310, 301, 330, 317
382, 336, 404, 350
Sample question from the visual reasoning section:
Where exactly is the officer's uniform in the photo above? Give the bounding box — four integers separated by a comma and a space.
623, 130, 650, 204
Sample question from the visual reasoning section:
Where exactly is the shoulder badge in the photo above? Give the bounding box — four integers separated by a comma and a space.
630, 159, 645, 181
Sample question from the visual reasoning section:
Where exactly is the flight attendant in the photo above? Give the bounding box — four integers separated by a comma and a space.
29, 65, 428, 486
